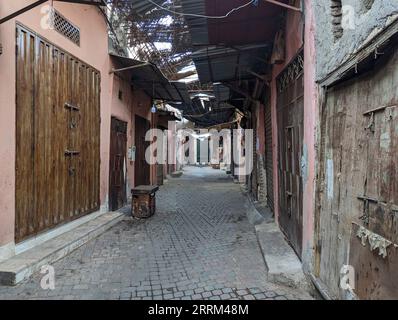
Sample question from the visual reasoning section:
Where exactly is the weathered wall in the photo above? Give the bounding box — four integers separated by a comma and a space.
270, 2, 304, 223
270, 0, 317, 266
302, 0, 318, 272
0, 1, 110, 249
110, 71, 155, 194
315, 0, 398, 80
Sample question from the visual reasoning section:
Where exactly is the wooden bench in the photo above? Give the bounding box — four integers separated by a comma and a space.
131, 185, 159, 218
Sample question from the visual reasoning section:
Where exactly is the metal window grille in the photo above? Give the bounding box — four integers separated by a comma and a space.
277, 51, 304, 93
53, 10, 80, 46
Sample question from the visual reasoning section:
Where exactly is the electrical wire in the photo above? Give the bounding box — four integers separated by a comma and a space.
146, 0, 256, 19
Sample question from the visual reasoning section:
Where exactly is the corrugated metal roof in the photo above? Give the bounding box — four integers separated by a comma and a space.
213, 84, 231, 102
110, 53, 191, 104
180, 0, 209, 45
192, 44, 270, 84
128, 0, 165, 16
180, 0, 287, 46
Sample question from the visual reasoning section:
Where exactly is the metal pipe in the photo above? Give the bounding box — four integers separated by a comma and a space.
109, 62, 151, 74
0, 0, 48, 25
0, 0, 102, 25
263, 0, 302, 12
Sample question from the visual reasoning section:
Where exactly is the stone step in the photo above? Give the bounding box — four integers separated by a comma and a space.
255, 221, 310, 290
0, 211, 126, 286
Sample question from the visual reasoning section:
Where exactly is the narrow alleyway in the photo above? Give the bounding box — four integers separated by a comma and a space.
0, 167, 312, 300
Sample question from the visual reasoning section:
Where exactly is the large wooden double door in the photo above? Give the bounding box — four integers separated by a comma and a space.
15, 25, 100, 242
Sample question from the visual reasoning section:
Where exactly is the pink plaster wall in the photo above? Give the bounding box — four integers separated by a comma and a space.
270, 1, 317, 262
0, 1, 110, 246
256, 104, 265, 155
302, 0, 317, 266
130, 88, 156, 186
270, 6, 304, 224
110, 73, 134, 190
109, 71, 155, 191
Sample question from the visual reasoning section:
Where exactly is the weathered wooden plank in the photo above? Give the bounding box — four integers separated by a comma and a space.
15, 25, 101, 242
317, 43, 398, 299
15, 28, 35, 241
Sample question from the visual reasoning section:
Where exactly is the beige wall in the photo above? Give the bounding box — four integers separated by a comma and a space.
0, 1, 111, 247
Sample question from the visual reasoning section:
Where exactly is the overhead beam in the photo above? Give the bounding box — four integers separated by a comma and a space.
263, 0, 302, 12
109, 62, 151, 74
0, 0, 47, 25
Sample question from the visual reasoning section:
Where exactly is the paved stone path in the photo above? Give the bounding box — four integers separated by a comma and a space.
0, 166, 313, 300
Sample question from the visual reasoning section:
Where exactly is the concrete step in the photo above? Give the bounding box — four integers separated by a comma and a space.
255, 221, 309, 290
0, 211, 126, 286
170, 171, 183, 178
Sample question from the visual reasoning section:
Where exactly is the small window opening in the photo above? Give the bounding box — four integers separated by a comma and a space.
118, 90, 123, 100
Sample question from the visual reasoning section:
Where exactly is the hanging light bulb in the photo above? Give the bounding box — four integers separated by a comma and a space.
151, 81, 157, 113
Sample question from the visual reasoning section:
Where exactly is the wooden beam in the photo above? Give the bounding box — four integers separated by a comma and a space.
0, 0, 47, 25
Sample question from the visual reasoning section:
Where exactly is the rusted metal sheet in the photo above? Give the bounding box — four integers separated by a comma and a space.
276, 51, 304, 258
131, 185, 159, 219
15, 25, 100, 242
316, 41, 398, 299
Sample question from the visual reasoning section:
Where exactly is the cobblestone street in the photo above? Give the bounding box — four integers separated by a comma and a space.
0, 166, 313, 300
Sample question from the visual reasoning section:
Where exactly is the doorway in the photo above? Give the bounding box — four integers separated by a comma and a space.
134, 115, 151, 186
109, 117, 128, 211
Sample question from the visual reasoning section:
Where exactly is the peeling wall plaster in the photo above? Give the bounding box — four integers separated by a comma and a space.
314, 0, 398, 81
356, 226, 397, 258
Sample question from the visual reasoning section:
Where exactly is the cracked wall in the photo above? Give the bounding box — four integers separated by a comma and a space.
314, 0, 398, 80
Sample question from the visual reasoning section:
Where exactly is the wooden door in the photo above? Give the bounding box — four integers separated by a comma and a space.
135, 115, 151, 186
109, 118, 127, 211
277, 53, 304, 257
316, 43, 398, 299
15, 25, 100, 242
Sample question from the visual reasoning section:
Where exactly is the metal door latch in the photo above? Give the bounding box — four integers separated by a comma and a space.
65, 150, 80, 156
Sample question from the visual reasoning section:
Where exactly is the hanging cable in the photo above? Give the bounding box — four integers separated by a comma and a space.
146, 0, 256, 19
